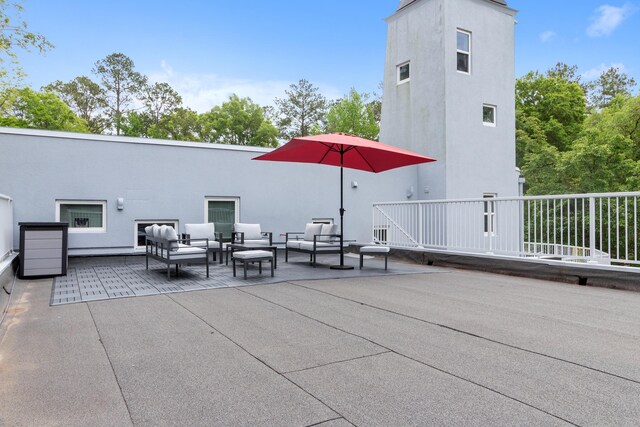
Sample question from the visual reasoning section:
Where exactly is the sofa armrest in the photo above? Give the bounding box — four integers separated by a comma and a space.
232, 231, 244, 244
262, 231, 273, 245
285, 232, 304, 242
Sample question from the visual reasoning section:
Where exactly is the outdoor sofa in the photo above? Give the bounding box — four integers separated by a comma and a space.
145, 224, 209, 279
285, 222, 341, 267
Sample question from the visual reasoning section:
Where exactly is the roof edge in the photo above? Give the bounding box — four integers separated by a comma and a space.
0, 126, 273, 153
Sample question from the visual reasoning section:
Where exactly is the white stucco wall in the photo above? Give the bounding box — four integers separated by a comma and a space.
381, 0, 519, 201
0, 128, 418, 254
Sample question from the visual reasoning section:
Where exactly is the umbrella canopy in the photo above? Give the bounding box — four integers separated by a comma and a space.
253, 133, 436, 269
253, 133, 434, 173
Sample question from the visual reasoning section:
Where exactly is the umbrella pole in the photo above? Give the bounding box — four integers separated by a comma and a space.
331, 151, 354, 270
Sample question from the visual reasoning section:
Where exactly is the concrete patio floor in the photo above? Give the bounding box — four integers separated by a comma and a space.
1, 257, 639, 426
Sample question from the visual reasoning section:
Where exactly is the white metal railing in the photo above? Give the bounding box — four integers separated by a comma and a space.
373, 192, 640, 266
0, 194, 13, 262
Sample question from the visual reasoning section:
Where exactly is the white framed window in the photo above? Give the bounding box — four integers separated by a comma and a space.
56, 200, 107, 233
483, 104, 496, 126
204, 197, 240, 240
457, 29, 471, 74
483, 194, 497, 235
134, 219, 178, 250
397, 61, 410, 84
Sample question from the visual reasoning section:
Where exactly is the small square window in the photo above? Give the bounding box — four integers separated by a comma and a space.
397, 62, 410, 84
56, 200, 106, 233
134, 220, 178, 249
456, 30, 471, 74
483, 105, 496, 126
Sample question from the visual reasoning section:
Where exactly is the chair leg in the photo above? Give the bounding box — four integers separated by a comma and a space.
206, 257, 209, 278
360, 253, 364, 269
285, 247, 288, 262
270, 259, 274, 277
167, 265, 170, 279
259, 260, 262, 275
146, 254, 149, 270
243, 262, 247, 280
385, 254, 388, 270
233, 259, 237, 277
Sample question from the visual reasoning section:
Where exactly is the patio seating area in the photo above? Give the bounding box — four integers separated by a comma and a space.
50, 251, 423, 305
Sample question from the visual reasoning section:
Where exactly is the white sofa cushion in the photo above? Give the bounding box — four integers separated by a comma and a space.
234, 223, 262, 241
160, 246, 206, 260
318, 223, 338, 241
152, 224, 162, 238
185, 223, 216, 240
299, 241, 336, 251
360, 245, 390, 254
303, 223, 323, 241
286, 241, 302, 249
145, 225, 155, 237
233, 249, 273, 260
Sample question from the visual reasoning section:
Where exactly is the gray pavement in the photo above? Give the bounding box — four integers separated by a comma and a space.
1, 261, 640, 426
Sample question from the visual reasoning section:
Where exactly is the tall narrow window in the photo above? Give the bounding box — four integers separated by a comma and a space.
457, 30, 471, 73
483, 194, 497, 235
397, 61, 410, 84
205, 197, 239, 240
56, 200, 106, 233
483, 104, 496, 126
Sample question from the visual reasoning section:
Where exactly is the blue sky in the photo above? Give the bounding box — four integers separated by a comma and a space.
17, 0, 640, 112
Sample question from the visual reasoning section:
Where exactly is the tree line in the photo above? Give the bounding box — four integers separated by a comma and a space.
517, 62, 638, 195
0, 50, 380, 147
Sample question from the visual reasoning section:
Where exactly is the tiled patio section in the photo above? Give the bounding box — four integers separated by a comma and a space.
51, 252, 432, 305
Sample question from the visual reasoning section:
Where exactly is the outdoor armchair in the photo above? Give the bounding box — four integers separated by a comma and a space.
285, 222, 341, 267
183, 223, 225, 264
232, 223, 273, 246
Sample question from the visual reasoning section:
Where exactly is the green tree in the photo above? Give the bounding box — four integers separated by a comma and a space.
325, 88, 379, 140
200, 94, 278, 147
142, 82, 182, 125
43, 76, 108, 133
148, 107, 201, 141
121, 111, 153, 137
0, 87, 88, 132
559, 129, 636, 193
587, 67, 637, 110
0, 0, 53, 96
274, 79, 327, 139
92, 53, 147, 135
516, 71, 586, 152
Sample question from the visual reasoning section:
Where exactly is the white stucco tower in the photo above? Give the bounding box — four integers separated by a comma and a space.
380, 0, 519, 200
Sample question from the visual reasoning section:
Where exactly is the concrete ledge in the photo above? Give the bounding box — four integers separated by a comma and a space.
1, 253, 19, 323
351, 245, 640, 292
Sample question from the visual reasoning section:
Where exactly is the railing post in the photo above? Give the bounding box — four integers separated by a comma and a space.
418, 203, 424, 247
589, 196, 596, 263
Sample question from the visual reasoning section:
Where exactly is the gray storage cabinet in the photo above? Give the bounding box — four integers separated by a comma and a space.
19, 222, 68, 279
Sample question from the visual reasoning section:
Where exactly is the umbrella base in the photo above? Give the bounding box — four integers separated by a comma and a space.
330, 264, 355, 270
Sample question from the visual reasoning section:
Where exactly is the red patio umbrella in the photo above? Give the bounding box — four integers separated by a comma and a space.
253, 133, 436, 269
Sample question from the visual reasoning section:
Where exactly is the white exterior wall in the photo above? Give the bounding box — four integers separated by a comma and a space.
0, 128, 418, 254
381, 0, 519, 200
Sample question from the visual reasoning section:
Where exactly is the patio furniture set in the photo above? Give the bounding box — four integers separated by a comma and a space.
145, 222, 390, 280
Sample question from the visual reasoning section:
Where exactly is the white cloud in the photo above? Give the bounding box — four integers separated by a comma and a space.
539, 30, 556, 43
587, 3, 637, 37
147, 61, 343, 113
582, 62, 628, 80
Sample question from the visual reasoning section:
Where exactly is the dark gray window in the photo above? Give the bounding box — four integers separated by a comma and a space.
457, 30, 471, 73
397, 62, 410, 83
